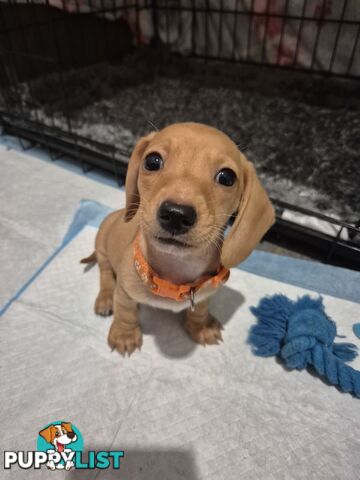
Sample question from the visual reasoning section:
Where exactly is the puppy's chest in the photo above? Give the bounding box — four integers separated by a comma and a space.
124, 265, 215, 312
118, 248, 219, 312
141, 284, 215, 312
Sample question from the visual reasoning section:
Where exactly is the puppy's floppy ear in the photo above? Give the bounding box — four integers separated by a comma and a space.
39, 425, 55, 444
61, 422, 72, 433
221, 157, 275, 269
125, 132, 156, 222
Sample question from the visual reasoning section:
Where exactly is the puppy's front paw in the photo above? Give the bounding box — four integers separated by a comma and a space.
108, 324, 142, 356
185, 315, 223, 346
95, 290, 113, 316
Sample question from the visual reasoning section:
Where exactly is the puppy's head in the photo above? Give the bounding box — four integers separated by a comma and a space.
125, 123, 275, 268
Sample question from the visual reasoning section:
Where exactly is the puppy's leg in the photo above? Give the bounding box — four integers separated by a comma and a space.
94, 256, 115, 316
184, 299, 223, 346
108, 285, 142, 356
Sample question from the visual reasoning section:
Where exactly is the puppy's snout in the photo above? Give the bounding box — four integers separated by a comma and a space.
67, 432, 75, 439
157, 201, 197, 235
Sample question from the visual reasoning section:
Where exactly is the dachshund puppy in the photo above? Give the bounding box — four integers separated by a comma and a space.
82, 123, 275, 355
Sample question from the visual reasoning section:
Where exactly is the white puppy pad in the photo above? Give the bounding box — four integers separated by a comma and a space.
0, 144, 122, 307
1, 226, 360, 479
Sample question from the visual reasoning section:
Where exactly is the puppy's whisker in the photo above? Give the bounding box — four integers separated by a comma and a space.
236, 140, 251, 152
195, 230, 223, 257
143, 116, 159, 131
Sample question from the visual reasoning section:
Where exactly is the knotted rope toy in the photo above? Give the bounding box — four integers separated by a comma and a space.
249, 295, 360, 397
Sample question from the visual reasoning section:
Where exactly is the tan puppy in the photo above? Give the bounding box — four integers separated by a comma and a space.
82, 123, 275, 355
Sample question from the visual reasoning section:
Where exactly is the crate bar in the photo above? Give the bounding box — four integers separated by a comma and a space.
261, 0, 271, 64
276, 0, 289, 64
1, 117, 128, 176
268, 218, 360, 270
327, 0, 348, 73
310, 0, 328, 71
246, 0, 254, 61
293, 0, 308, 66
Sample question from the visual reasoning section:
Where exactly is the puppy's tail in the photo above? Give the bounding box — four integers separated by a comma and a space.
80, 251, 97, 264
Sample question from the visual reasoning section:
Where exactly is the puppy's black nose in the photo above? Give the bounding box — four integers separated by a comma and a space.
67, 432, 75, 439
157, 201, 197, 235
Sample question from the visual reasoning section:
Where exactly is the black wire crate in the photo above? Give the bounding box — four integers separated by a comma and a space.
0, 0, 359, 270
152, 0, 360, 78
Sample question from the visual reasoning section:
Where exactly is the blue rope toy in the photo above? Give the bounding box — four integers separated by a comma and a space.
249, 294, 360, 397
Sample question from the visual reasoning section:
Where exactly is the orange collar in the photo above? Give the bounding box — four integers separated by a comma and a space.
133, 233, 230, 305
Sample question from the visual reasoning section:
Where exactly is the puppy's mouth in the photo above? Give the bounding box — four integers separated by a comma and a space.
156, 236, 192, 248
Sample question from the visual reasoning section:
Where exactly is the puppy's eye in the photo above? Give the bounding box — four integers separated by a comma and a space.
55, 432, 59, 436
215, 168, 236, 187
144, 152, 163, 171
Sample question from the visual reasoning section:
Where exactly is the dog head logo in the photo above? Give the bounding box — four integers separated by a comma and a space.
37, 421, 83, 470
39, 422, 77, 453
